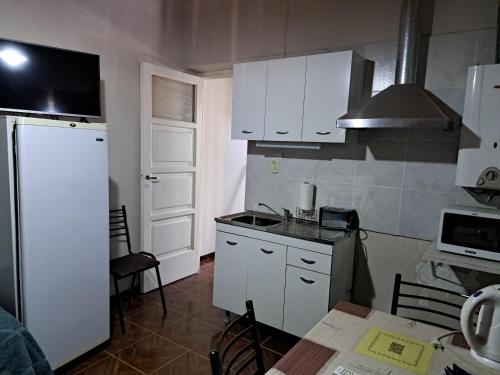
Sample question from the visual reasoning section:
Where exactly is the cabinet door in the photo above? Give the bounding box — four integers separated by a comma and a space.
283, 266, 330, 337
264, 56, 306, 141
213, 231, 250, 315
246, 240, 286, 330
302, 51, 352, 143
231, 61, 268, 140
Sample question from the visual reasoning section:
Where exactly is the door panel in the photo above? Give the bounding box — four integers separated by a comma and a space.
151, 173, 193, 213
231, 61, 267, 140
264, 56, 306, 141
283, 266, 330, 337
213, 231, 250, 315
152, 124, 195, 168
302, 52, 352, 142
246, 240, 286, 329
141, 63, 203, 291
151, 216, 193, 256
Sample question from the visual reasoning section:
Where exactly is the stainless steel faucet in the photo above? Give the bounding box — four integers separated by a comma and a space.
258, 203, 291, 222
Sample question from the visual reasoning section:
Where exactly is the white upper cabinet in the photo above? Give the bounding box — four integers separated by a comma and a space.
231, 50, 364, 143
302, 51, 364, 143
231, 61, 268, 140
264, 56, 307, 141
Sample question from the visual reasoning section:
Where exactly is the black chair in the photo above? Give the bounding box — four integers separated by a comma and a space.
209, 300, 265, 375
110, 205, 166, 333
391, 273, 469, 331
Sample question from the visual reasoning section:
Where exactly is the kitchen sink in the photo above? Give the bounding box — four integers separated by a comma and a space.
230, 214, 282, 227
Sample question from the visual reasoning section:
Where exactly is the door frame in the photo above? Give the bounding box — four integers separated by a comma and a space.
139, 62, 204, 289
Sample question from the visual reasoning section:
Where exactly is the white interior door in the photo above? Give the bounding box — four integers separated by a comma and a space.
140, 63, 203, 292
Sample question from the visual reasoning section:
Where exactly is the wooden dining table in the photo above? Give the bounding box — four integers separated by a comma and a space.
266, 301, 498, 375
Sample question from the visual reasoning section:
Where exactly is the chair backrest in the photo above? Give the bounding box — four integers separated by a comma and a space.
109, 205, 132, 255
391, 273, 469, 331
209, 300, 265, 375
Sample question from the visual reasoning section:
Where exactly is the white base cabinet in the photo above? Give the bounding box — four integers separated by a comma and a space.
213, 222, 355, 337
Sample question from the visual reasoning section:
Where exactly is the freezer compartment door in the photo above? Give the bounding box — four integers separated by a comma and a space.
16, 124, 109, 369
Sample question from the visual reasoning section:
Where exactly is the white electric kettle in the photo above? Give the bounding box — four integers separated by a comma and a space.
461, 285, 500, 370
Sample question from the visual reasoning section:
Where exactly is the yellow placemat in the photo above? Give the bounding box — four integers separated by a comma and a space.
354, 326, 434, 375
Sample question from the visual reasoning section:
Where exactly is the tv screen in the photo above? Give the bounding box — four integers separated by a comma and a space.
0, 39, 101, 118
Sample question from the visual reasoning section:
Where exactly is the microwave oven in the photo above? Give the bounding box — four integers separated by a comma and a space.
437, 206, 500, 261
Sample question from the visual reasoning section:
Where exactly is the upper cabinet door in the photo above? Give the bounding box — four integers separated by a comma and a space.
302, 51, 355, 143
231, 61, 268, 140
264, 56, 307, 141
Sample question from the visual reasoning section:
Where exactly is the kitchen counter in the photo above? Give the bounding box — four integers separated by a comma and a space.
215, 210, 351, 245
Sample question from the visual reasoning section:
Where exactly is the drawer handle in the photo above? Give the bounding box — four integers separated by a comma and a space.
276, 131, 289, 135
260, 248, 274, 255
300, 257, 316, 265
316, 131, 331, 135
241, 130, 253, 134
226, 241, 238, 246
300, 277, 315, 284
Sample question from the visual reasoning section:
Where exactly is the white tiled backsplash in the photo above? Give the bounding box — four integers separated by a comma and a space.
245, 27, 497, 241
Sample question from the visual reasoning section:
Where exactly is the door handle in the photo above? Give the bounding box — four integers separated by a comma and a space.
300, 257, 316, 265
260, 248, 274, 255
316, 131, 331, 135
276, 131, 289, 135
241, 130, 253, 134
145, 175, 158, 182
300, 277, 315, 284
226, 241, 238, 246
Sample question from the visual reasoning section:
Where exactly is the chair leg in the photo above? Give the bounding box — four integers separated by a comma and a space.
130, 274, 137, 296
113, 275, 126, 334
154, 265, 167, 315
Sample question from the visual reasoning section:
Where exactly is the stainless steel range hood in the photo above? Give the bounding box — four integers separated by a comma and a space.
337, 0, 459, 131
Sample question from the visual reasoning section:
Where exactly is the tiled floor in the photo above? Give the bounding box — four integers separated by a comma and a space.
61, 256, 300, 374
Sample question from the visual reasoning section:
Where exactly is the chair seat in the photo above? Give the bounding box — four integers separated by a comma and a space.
111, 253, 159, 278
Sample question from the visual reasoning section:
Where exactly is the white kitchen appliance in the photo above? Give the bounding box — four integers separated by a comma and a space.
0, 116, 110, 369
460, 285, 500, 370
455, 64, 500, 190
437, 206, 500, 262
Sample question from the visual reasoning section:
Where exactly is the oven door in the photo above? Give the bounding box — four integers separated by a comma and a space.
438, 212, 500, 261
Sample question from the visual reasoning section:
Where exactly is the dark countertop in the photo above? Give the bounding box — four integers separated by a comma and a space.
215, 210, 351, 245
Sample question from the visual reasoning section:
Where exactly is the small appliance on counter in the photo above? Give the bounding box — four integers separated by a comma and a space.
437, 206, 500, 262
461, 284, 500, 370
319, 206, 359, 231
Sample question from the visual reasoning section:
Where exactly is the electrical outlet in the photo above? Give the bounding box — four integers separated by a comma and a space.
270, 159, 279, 174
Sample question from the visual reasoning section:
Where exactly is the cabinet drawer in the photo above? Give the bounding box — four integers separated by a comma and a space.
287, 247, 331, 275
283, 266, 330, 337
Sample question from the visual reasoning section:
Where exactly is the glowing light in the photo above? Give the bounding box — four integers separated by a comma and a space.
0, 49, 28, 66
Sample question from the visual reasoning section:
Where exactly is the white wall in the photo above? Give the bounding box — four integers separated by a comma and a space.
0, 0, 182, 256
200, 78, 247, 256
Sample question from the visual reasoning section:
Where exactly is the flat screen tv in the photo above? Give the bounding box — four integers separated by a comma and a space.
0, 38, 101, 118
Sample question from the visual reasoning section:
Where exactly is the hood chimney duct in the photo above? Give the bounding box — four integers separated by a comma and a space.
395, 0, 421, 84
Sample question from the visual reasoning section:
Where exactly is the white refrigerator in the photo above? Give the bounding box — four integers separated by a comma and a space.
0, 116, 110, 369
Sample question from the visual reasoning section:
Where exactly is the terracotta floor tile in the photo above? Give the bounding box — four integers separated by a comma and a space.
153, 351, 211, 375
127, 305, 185, 332
190, 281, 214, 299
75, 356, 142, 375
191, 331, 250, 367
63, 350, 110, 374
199, 264, 214, 280
163, 288, 191, 314
117, 335, 186, 374
157, 316, 220, 349
106, 321, 152, 354
171, 274, 208, 292
188, 294, 226, 329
